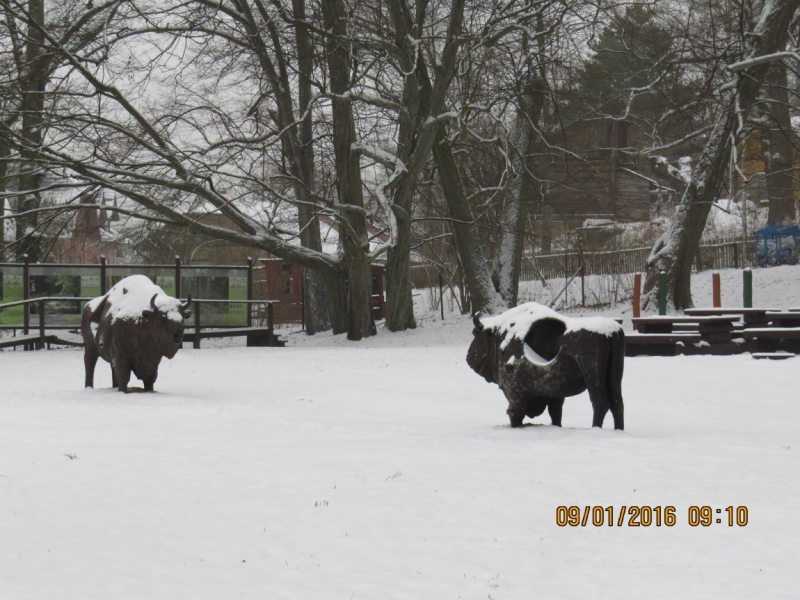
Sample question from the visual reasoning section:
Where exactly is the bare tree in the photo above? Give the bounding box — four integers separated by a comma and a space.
643, 0, 800, 311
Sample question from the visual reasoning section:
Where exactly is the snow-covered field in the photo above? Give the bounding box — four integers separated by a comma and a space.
2, 307, 798, 598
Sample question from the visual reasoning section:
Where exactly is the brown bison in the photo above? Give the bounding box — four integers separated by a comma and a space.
467, 303, 625, 430
82, 275, 191, 392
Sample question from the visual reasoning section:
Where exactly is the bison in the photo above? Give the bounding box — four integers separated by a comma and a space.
467, 302, 625, 430
82, 275, 191, 392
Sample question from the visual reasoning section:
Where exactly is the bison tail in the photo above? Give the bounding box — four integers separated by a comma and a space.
606, 329, 625, 429
81, 296, 107, 342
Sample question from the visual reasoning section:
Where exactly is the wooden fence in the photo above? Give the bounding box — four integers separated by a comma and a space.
528, 236, 755, 281
411, 236, 757, 289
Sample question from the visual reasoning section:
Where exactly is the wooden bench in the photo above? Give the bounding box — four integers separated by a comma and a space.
684, 308, 780, 327
182, 327, 285, 348
625, 333, 702, 357
741, 327, 800, 353
0, 334, 54, 350
632, 315, 739, 343
764, 312, 800, 328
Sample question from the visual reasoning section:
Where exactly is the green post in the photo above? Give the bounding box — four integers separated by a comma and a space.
658, 271, 667, 315
743, 268, 752, 308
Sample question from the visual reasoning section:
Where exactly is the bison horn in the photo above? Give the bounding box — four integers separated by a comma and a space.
472, 312, 483, 329
181, 294, 192, 310
150, 293, 158, 312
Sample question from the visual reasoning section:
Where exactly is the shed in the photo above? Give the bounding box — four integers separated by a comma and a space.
258, 259, 386, 325
754, 225, 799, 266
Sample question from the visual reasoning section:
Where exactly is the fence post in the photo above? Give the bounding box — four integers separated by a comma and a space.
193, 300, 201, 349
22, 254, 29, 342
247, 257, 253, 327
658, 271, 667, 315
438, 272, 444, 320
695, 249, 702, 273
174, 255, 181, 299
633, 273, 641, 319
38, 300, 45, 350
268, 301, 275, 345
733, 242, 738, 269
743, 268, 752, 308
712, 273, 721, 307
100, 255, 107, 294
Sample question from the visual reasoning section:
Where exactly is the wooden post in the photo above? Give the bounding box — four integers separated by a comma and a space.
658, 271, 667, 315
632, 273, 641, 319
579, 245, 585, 307
743, 268, 753, 308
247, 257, 253, 327
100, 255, 107, 294
22, 254, 29, 337
712, 273, 721, 307
301, 273, 305, 331
268, 301, 275, 346
193, 300, 201, 349
175, 255, 181, 299
439, 272, 444, 320
38, 299, 45, 350
733, 242, 739, 269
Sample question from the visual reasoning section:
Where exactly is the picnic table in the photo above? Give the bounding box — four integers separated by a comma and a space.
742, 327, 800, 354
632, 315, 739, 340
764, 312, 800, 328
683, 308, 780, 327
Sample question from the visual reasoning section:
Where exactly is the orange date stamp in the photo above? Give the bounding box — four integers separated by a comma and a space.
556, 506, 748, 527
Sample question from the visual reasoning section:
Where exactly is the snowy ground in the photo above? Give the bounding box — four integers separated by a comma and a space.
1, 265, 799, 598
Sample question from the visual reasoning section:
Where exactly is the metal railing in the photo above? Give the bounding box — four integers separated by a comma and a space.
0, 296, 280, 351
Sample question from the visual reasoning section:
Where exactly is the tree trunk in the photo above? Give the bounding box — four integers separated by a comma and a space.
382, 0, 466, 331
643, 0, 800, 311
761, 62, 796, 226
492, 57, 546, 307
385, 206, 415, 329
432, 125, 503, 315
0, 142, 7, 260
322, 0, 376, 340
292, 0, 333, 334
15, 0, 47, 262
323, 267, 349, 334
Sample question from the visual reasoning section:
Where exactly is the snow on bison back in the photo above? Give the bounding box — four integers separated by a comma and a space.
82, 275, 192, 393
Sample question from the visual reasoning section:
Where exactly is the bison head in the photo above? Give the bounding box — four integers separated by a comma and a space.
140, 293, 192, 358
466, 312, 499, 384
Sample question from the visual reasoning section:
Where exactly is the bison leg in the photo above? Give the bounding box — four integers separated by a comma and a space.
547, 398, 564, 427
83, 347, 99, 388
608, 400, 624, 430
586, 383, 610, 428
506, 402, 526, 428
115, 363, 132, 393
111, 366, 118, 388
143, 371, 158, 392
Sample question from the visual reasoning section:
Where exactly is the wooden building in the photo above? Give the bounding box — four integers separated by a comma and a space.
258, 259, 386, 324
543, 118, 684, 229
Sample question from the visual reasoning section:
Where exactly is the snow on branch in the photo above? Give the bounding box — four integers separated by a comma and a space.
728, 50, 800, 72
351, 142, 400, 169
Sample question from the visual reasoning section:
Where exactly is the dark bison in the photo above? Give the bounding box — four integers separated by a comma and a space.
467, 303, 625, 429
82, 275, 191, 392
